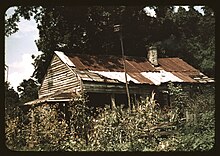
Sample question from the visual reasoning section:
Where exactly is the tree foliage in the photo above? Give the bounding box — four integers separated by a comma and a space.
5, 6, 215, 83
5, 82, 19, 118
5, 79, 39, 150
17, 78, 39, 104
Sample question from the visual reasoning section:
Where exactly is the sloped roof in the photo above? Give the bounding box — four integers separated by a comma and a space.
24, 89, 77, 105
55, 51, 214, 85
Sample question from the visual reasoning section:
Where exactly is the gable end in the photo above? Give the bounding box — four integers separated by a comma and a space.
38, 54, 81, 98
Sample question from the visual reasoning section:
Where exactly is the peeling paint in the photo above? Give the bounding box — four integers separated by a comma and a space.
55, 51, 75, 67
141, 70, 183, 85
90, 71, 140, 84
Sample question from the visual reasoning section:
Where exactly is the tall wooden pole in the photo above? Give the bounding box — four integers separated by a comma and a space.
114, 25, 131, 110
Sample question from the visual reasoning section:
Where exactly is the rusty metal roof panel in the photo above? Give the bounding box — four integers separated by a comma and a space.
171, 71, 215, 83
67, 54, 155, 72
141, 70, 183, 85
68, 54, 199, 73
90, 71, 140, 83
69, 54, 124, 71
171, 72, 197, 83
69, 56, 88, 70
76, 70, 119, 83
55, 52, 213, 85
158, 58, 198, 72
76, 70, 94, 81
128, 72, 154, 84
125, 57, 155, 72
183, 71, 201, 76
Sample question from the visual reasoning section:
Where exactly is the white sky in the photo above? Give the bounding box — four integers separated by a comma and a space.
5, 7, 40, 91
5, 6, 204, 91
144, 6, 204, 17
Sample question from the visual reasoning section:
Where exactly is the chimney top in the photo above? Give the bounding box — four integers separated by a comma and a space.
147, 46, 158, 66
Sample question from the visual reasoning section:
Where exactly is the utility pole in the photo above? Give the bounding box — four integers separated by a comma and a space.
114, 24, 131, 110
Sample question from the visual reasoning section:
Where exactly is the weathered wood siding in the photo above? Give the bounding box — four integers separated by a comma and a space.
83, 81, 155, 94
39, 55, 81, 98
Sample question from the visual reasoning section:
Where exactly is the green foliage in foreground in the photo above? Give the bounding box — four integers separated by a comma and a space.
5, 84, 215, 151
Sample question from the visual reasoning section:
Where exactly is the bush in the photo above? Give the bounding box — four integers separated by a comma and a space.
5, 84, 215, 151
159, 83, 215, 151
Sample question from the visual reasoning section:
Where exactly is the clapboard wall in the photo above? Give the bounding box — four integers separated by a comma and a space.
38, 54, 81, 98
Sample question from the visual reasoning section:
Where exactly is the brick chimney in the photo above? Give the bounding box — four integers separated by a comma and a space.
147, 46, 158, 66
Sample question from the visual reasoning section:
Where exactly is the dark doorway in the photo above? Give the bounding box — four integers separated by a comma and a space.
115, 93, 128, 108
87, 93, 111, 108
155, 90, 169, 108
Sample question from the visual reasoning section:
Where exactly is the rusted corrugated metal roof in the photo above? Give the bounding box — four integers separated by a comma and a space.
171, 72, 197, 83
69, 54, 125, 71
54, 51, 214, 85
90, 71, 140, 84
128, 72, 154, 84
125, 57, 155, 72
76, 70, 119, 83
68, 54, 155, 72
158, 58, 198, 72
68, 54, 199, 73
141, 70, 183, 85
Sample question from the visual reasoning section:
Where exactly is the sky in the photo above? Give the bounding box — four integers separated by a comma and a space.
5, 7, 41, 91
5, 6, 204, 92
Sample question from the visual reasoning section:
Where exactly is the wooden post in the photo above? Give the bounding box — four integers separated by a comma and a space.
124, 70, 131, 111
131, 94, 135, 110
111, 94, 116, 109
134, 94, 138, 109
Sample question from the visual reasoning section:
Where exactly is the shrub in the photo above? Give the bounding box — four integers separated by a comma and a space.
5, 84, 215, 151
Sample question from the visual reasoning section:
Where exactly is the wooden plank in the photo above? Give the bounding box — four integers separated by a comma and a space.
40, 81, 80, 91
40, 83, 81, 94
83, 83, 154, 94
50, 61, 64, 69
111, 94, 116, 109
49, 82, 80, 91
46, 75, 80, 85
40, 84, 79, 93
50, 59, 61, 66
49, 67, 67, 74
39, 54, 81, 98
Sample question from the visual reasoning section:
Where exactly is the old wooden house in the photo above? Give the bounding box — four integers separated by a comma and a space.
25, 47, 214, 108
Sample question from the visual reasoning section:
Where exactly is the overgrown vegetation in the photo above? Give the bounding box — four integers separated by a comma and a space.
5, 5, 215, 151
5, 83, 215, 151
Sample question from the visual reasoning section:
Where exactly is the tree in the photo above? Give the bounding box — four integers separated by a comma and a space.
33, 6, 156, 83
5, 6, 155, 83
5, 82, 20, 118
150, 6, 215, 77
5, 5, 215, 83
17, 78, 39, 104
196, 6, 215, 76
